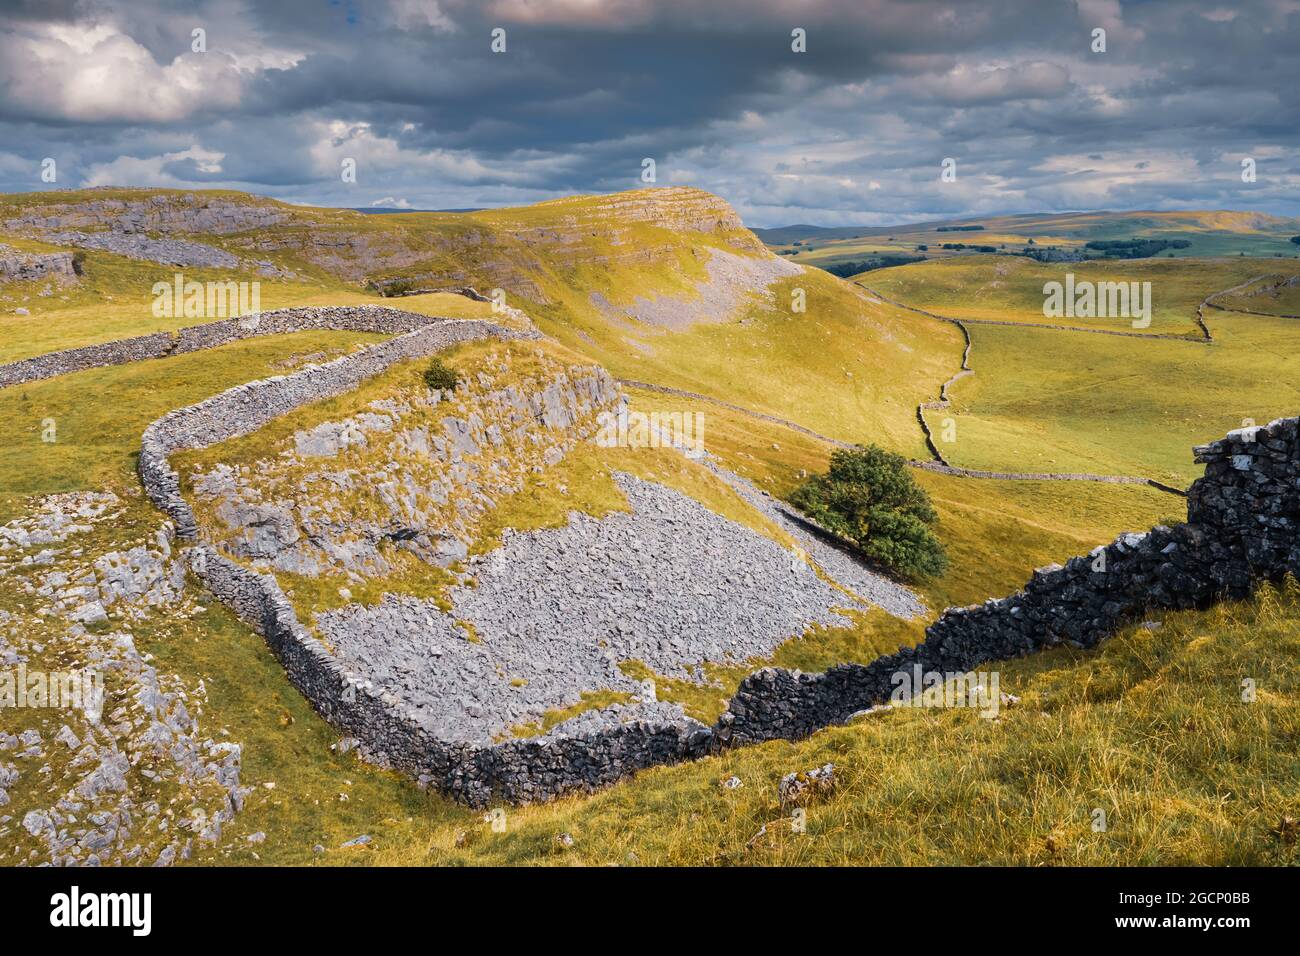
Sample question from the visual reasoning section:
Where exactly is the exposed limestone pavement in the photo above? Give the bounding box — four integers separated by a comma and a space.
0, 493, 245, 866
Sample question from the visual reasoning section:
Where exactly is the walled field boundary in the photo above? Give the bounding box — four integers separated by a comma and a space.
0, 302, 482, 389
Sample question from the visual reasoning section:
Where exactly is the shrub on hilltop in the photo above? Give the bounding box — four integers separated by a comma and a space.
790, 444, 947, 581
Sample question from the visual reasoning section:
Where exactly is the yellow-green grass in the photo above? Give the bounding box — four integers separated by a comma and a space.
628, 387, 1174, 608
0, 330, 389, 519
1212, 274, 1300, 317
537, 267, 963, 459
0, 242, 492, 363
864, 255, 1300, 336
928, 309, 1300, 485
158, 567, 1298, 866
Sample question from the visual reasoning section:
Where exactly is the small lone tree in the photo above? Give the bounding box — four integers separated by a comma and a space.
790, 444, 947, 580
423, 358, 459, 392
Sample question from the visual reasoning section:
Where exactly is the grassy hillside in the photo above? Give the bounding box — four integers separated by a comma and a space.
1, 187, 962, 460
2, 187, 1294, 868
924, 308, 1300, 485
862, 255, 1300, 336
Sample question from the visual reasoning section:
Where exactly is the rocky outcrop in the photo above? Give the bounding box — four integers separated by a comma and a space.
139, 318, 534, 539
2, 194, 289, 236
191, 347, 621, 578
0, 492, 244, 866
0, 245, 79, 283
43, 231, 241, 269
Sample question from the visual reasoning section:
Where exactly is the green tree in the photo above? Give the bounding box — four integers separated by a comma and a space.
422, 358, 460, 392
789, 444, 947, 580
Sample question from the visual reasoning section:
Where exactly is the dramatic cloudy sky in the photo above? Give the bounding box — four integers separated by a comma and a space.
0, 0, 1297, 226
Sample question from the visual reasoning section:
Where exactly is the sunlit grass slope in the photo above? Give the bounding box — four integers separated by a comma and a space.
2, 187, 964, 459
539, 270, 962, 458
862, 255, 1300, 336
930, 309, 1300, 485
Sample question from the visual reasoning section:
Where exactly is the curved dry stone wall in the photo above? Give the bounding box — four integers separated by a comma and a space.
133, 315, 1298, 804
135, 318, 717, 806
0, 304, 465, 389
719, 415, 1300, 744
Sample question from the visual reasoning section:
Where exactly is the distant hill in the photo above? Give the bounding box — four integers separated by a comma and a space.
758, 209, 1300, 272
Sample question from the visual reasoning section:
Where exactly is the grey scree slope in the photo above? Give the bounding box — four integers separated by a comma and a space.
317, 471, 879, 744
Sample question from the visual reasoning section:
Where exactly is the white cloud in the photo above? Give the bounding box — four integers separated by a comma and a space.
389, 0, 457, 32
82, 146, 227, 188
0, 17, 301, 123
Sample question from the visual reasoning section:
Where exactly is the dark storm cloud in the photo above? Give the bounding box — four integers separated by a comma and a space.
0, 0, 1296, 224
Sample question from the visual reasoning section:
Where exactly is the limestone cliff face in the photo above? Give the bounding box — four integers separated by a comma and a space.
504, 187, 762, 250
186, 344, 621, 579
1, 191, 290, 235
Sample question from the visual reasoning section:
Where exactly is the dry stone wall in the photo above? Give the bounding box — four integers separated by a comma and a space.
719, 416, 1300, 744
133, 317, 719, 806
0, 304, 470, 389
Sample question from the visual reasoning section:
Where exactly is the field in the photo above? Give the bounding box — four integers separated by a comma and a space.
914, 299, 1300, 486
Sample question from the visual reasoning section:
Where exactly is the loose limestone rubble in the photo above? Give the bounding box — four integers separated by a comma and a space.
317, 472, 868, 743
